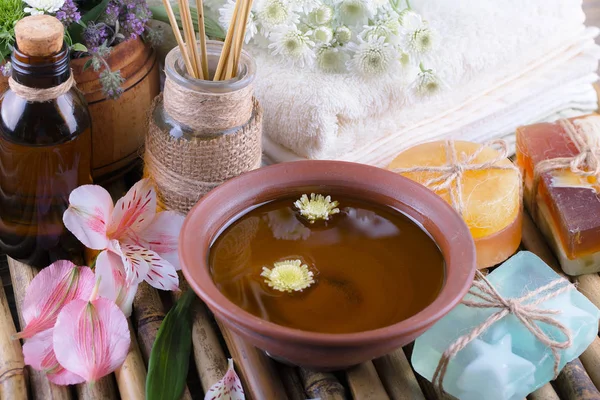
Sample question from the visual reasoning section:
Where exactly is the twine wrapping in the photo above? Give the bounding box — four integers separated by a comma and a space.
530, 117, 600, 211
392, 140, 519, 216
145, 94, 262, 214
8, 73, 75, 102
433, 270, 574, 396
163, 76, 254, 134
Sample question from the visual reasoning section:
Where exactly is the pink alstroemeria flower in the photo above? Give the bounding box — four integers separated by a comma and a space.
204, 359, 245, 400
15, 260, 95, 340
22, 329, 85, 385
63, 179, 185, 294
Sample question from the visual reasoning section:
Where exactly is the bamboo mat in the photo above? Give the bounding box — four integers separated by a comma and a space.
2, 210, 600, 400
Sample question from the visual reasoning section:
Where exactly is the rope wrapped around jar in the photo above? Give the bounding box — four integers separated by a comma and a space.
145, 41, 262, 213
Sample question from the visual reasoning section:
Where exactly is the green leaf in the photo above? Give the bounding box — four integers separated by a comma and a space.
146, 290, 195, 400
71, 43, 88, 53
69, 0, 112, 44
150, 5, 225, 40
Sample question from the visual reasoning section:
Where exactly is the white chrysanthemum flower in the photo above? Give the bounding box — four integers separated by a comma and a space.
311, 26, 334, 44
309, 5, 333, 25
347, 35, 398, 77
256, 0, 299, 29
316, 46, 348, 73
297, 0, 320, 14
399, 10, 424, 29
219, 0, 258, 43
412, 65, 446, 97
334, 26, 352, 44
261, 259, 315, 293
399, 10, 437, 55
24, 0, 65, 15
294, 193, 340, 223
359, 23, 393, 43
268, 27, 316, 67
336, 0, 372, 26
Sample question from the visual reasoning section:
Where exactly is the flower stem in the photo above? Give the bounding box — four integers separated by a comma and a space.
405, 0, 411, 9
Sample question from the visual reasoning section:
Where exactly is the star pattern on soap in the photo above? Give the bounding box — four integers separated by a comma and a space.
455, 334, 535, 400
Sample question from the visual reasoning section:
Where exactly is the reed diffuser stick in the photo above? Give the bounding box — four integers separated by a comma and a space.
213, 0, 241, 81
161, 0, 194, 76
195, 0, 209, 79
231, 0, 253, 77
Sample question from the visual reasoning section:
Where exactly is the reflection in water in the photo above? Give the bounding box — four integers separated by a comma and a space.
265, 208, 311, 241
343, 208, 400, 239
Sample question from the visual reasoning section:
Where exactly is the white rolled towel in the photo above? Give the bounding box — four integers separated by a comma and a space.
256, 0, 600, 165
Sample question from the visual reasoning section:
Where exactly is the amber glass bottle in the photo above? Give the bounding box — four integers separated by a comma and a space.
0, 15, 92, 267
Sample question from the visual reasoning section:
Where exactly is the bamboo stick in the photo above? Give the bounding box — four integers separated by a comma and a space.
75, 376, 118, 400
580, 336, 600, 390
554, 358, 600, 400
372, 348, 426, 400
575, 273, 600, 312
132, 282, 193, 400
114, 320, 147, 400
213, 0, 241, 80
527, 384, 560, 400
0, 277, 27, 400
278, 365, 306, 400
298, 368, 346, 400
216, 321, 287, 399
195, 0, 209, 78
172, 277, 228, 393
412, 371, 457, 400
8, 257, 72, 400
161, 0, 194, 76
346, 361, 389, 400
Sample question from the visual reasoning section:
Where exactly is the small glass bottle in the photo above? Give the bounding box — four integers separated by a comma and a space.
0, 15, 92, 267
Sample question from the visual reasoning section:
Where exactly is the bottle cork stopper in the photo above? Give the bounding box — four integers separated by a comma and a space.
15, 15, 64, 57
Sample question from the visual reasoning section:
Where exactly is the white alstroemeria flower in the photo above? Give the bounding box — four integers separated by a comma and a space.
336, 0, 373, 26
316, 46, 348, 73
268, 27, 316, 67
347, 35, 398, 77
309, 5, 334, 25
412, 64, 446, 97
311, 26, 334, 44
255, 0, 299, 29
334, 26, 353, 44
220, 0, 258, 43
24, 0, 65, 15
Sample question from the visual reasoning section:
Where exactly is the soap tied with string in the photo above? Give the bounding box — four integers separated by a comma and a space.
411, 251, 600, 400
388, 140, 522, 269
517, 115, 600, 275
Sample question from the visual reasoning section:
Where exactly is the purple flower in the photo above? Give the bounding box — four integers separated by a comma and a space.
119, 0, 151, 39
56, 0, 81, 26
103, 1, 120, 26
83, 23, 109, 52
0, 62, 12, 77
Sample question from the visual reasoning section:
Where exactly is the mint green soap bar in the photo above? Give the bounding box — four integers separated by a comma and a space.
412, 251, 600, 400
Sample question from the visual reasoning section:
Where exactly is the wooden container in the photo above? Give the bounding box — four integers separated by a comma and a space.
72, 38, 160, 184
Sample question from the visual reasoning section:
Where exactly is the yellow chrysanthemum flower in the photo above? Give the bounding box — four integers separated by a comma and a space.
261, 260, 315, 293
294, 193, 340, 223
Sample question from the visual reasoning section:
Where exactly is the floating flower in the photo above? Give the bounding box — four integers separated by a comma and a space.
316, 46, 348, 73
204, 359, 244, 400
220, 0, 258, 43
53, 295, 130, 383
23, 0, 65, 15
15, 260, 95, 340
63, 179, 185, 292
412, 64, 445, 97
294, 193, 340, 223
346, 35, 398, 77
268, 27, 315, 67
23, 329, 85, 385
266, 208, 311, 241
309, 5, 333, 25
261, 259, 315, 293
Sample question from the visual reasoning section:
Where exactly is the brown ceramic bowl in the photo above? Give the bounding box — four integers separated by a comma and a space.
180, 161, 476, 370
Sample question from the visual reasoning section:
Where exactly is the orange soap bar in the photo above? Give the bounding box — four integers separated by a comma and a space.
388, 141, 522, 269
516, 114, 600, 275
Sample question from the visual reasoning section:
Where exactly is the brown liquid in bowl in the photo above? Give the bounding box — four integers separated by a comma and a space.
209, 196, 445, 334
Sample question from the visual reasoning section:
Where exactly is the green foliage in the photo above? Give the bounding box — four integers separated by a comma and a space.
146, 290, 195, 400
0, 0, 25, 60
68, 0, 111, 44
150, 5, 225, 40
